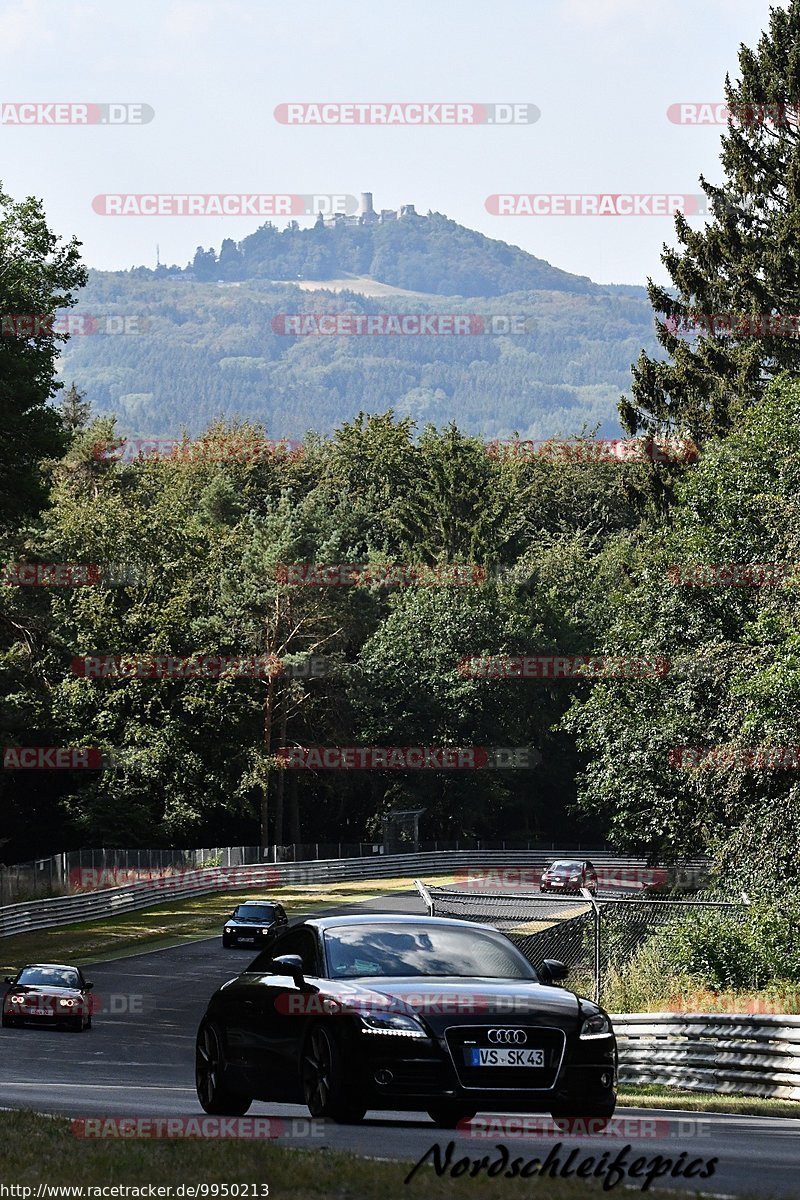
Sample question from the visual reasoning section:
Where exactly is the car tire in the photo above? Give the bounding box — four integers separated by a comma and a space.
1, 1014, 16, 1028
426, 1106, 476, 1129
195, 1021, 252, 1116
301, 1024, 366, 1124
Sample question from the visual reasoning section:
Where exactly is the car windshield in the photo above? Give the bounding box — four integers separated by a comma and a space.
235, 904, 277, 921
323, 924, 537, 980
551, 861, 582, 872
16, 967, 81, 989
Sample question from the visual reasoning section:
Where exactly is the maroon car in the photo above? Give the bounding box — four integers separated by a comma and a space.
2, 963, 93, 1031
540, 860, 598, 896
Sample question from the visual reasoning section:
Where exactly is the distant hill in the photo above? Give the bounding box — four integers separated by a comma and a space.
57, 212, 662, 440
187, 211, 599, 297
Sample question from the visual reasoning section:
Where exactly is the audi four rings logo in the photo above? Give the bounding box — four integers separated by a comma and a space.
487, 1028, 527, 1044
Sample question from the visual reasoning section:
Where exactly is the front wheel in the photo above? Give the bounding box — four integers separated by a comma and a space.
302, 1025, 366, 1123
196, 1021, 252, 1115
427, 1106, 476, 1129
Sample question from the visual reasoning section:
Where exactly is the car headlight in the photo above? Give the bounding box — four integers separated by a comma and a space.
59, 998, 75, 1007
579, 1012, 613, 1039
358, 1010, 428, 1039
261, 928, 271, 935
9, 994, 24, 1004
225, 925, 235, 931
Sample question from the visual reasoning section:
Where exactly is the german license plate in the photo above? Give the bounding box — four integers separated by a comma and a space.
238, 937, 254, 943
31, 1008, 52, 1016
467, 1048, 544, 1068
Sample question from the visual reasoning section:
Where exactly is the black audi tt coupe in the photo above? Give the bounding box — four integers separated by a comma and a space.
195, 914, 617, 1126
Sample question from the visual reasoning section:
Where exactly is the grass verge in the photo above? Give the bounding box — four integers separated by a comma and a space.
0, 875, 459, 974
618, 1084, 800, 1118
0, 1110, 713, 1197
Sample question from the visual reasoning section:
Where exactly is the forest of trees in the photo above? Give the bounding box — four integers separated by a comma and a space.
57, 232, 660, 444
3, 1, 800, 940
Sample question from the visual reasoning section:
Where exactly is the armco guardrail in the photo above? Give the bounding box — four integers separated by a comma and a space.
0, 850, 696, 939
614, 1013, 800, 1101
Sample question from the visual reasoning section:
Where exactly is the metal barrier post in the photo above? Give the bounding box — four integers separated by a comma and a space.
580, 886, 601, 1003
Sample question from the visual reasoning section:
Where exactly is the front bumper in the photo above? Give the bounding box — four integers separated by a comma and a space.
222, 929, 272, 947
5, 1006, 88, 1024
348, 1024, 617, 1113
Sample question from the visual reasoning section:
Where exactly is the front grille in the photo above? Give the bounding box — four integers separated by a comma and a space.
445, 1025, 565, 1091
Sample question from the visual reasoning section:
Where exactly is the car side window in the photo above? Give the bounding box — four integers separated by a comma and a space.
247, 927, 319, 975
274, 928, 319, 974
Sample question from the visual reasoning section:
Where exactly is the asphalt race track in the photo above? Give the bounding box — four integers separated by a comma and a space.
1, 891, 799, 1197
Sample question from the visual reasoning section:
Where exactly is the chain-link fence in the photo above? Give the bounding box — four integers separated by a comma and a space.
420, 882, 747, 1005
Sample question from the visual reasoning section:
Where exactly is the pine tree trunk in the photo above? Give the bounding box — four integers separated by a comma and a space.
274, 687, 288, 847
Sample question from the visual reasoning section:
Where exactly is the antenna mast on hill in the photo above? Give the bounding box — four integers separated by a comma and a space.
156, 244, 160, 267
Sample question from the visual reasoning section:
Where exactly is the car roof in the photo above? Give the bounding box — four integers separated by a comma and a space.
22, 963, 81, 970
300, 914, 501, 935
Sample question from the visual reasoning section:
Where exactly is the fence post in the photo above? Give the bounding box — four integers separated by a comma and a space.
580, 887, 601, 1004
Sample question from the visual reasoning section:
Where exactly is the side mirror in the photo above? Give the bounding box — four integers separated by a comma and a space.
84, 982, 94, 990
271, 954, 305, 987
4, 976, 15, 984
539, 959, 568, 985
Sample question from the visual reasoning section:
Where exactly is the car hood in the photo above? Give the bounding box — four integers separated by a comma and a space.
228, 917, 272, 926
6, 985, 84, 998
318, 975, 582, 1032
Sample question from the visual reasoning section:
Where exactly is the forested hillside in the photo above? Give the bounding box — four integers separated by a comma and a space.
57, 216, 660, 441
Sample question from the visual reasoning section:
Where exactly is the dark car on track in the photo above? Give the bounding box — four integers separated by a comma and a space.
2, 963, 93, 1031
540, 859, 598, 896
222, 900, 288, 949
196, 914, 616, 1127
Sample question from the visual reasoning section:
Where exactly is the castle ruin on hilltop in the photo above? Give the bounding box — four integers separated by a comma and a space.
320, 193, 418, 228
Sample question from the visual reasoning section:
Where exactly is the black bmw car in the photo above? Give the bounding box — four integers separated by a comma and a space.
222, 900, 288, 949
196, 914, 616, 1127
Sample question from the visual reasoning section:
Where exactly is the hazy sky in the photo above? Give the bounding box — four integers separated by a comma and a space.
0, 0, 778, 286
